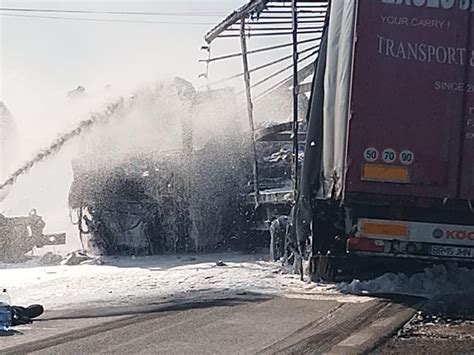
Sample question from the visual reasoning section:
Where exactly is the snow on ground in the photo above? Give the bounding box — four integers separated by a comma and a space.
338, 264, 474, 298
0, 253, 357, 310
3, 253, 473, 310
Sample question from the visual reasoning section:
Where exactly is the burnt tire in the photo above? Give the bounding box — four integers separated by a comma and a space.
269, 216, 289, 262
311, 255, 338, 282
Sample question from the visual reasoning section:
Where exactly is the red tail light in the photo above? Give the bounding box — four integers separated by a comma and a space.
347, 236, 385, 253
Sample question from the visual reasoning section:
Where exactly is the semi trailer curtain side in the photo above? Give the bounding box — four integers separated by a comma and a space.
298, 0, 474, 276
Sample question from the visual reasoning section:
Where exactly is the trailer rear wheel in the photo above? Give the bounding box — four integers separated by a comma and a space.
311, 255, 340, 282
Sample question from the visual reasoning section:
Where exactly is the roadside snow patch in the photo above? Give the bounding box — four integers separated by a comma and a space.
337, 264, 474, 298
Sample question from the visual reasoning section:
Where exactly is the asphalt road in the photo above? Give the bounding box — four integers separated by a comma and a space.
2, 295, 420, 355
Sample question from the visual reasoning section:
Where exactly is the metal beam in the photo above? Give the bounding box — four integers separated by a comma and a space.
291, 0, 299, 194
218, 29, 323, 38
240, 19, 260, 207
237, 45, 319, 94
203, 43, 319, 89
204, 0, 269, 44
224, 26, 324, 31
204, 0, 329, 43
251, 61, 316, 104
199, 37, 318, 63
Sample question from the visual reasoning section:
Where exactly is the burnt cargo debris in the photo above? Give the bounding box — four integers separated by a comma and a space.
69, 146, 250, 255
0, 210, 66, 263
68, 81, 253, 256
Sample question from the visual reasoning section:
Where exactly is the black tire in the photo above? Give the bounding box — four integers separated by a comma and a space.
269, 217, 288, 261
311, 255, 338, 282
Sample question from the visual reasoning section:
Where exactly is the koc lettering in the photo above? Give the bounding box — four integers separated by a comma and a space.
444, 230, 474, 240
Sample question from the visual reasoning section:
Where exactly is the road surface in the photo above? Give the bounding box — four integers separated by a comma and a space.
374, 293, 474, 354
2, 295, 419, 354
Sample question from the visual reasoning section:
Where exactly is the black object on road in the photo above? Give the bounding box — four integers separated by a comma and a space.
11, 304, 44, 326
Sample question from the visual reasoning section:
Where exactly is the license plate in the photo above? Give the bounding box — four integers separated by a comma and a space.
430, 245, 474, 259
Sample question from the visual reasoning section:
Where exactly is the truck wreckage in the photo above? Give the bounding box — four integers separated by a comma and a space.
0, 210, 66, 263
66, 73, 309, 256
0, 1, 322, 262
0, 102, 66, 262
68, 117, 305, 256
68, 82, 254, 255
69, 0, 474, 280
67, 0, 322, 258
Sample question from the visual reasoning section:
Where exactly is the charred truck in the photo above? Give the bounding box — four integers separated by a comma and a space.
295, 0, 474, 278
69, 0, 474, 270
0, 102, 66, 262
0, 210, 66, 263
68, 79, 251, 255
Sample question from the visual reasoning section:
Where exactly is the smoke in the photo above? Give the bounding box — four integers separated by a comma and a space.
1, 79, 247, 257
71, 81, 244, 170
0, 98, 126, 193
80, 82, 189, 163
66, 80, 247, 254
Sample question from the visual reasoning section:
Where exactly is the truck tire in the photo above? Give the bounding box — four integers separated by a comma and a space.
311, 255, 338, 282
269, 216, 289, 261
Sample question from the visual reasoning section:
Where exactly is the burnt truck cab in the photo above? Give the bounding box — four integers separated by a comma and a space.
297, 0, 474, 278
68, 83, 252, 256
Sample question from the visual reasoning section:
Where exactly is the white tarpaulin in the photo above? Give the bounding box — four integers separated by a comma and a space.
319, 0, 357, 199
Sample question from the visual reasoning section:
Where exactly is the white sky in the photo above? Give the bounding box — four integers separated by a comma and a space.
0, 0, 247, 152
0, 0, 316, 142
0, 0, 243, 94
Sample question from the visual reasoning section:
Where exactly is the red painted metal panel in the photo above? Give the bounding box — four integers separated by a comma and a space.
347, 1, 473, 199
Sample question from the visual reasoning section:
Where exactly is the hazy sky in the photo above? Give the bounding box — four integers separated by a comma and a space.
0, 0, 247, 152
0, 1, 243, 101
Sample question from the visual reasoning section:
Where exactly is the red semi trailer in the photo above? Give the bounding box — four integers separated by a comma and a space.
299, 0, 474, 273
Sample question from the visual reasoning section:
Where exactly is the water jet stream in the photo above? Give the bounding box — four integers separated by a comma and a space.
0, 98, 126, 193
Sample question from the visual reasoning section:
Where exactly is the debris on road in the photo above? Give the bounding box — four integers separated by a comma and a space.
61, 250, 101, 266
39, 252, 63, 266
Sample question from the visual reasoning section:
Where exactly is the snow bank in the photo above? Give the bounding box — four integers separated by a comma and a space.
337, 264, 474, 298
